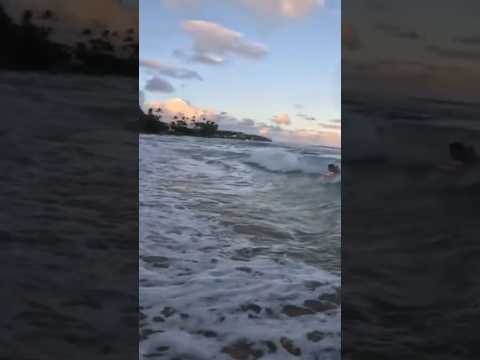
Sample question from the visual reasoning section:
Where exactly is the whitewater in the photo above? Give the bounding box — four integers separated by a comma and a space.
140, 135, 341, 360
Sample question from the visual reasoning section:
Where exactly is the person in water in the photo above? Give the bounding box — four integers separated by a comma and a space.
328, 163, 340, 174
449, 142, 477, 165
438, 142, 478, 173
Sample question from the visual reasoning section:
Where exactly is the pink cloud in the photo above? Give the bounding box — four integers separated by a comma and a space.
142, 97, 339, 146
163, 0, 325, 18
144, 97, 216, 121
260, 125, 340, 146
180, 20, 269, 64
272, 113, 291, 126
241, 0, 325, 18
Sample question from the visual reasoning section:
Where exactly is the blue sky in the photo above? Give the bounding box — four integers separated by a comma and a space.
140, 0, 340, 145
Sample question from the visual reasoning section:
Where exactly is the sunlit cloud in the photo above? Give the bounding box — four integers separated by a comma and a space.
259, 125, 340, 146
144, 97, 215, 120
142, 97, 339, 146
240, 0, 325, 18
180, 20, 269, 65
162, 0, 325, 19
272, 113, 291, 125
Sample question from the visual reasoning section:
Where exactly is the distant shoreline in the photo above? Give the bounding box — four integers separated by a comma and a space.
141, 131, 272, 142
139, 108, 272, 142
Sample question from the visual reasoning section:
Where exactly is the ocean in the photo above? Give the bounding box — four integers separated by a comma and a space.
140, 135, 341, 360
342, 96, 480, 359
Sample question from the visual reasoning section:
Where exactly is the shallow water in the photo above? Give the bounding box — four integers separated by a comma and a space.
140, 135, 341, 360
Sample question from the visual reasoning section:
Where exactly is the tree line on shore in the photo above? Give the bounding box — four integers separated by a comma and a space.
0, 4, 137, 76
139, 107, 219, 136
139, 107, 272, 142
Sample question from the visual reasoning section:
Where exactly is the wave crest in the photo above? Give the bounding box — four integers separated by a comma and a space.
246, 147, 340, 178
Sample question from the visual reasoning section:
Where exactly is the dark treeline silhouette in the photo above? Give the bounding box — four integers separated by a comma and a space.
0, 4, 137, 76
139, 107, 271, 142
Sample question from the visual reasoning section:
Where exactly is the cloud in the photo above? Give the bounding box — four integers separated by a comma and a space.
426, 45, 480, 62
145, 76, 175, 93
259, 125, 340, 146
143, 96, 339, 145
191, 53, 225, 65
318, 122, 340, 130
239, 0, 325, 18
139, 59, 203, 80
375, 23, 420, 40
144, 97, 216, 120
342, 23, 362, 51
272, 113, 291, 126
175, 48, 224, 65
215, 114, 262, 134
162, 0, 325, 18
180, 20, 269, 64
294, 103, 304, 109
296, 113, 316, 121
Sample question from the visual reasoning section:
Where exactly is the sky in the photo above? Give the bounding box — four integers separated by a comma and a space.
140, 0, 341, 146
343, 0, 480, 102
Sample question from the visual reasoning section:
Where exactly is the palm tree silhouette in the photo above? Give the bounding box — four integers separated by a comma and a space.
40, 10, 55, 20
22, 10, 33, 26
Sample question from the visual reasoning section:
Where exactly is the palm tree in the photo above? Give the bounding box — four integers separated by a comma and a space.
40, 10, 55, 20
22, 10, 33, 26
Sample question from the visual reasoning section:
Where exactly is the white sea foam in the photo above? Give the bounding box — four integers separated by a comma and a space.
246, 147, 340, 176
140, 136, 341, 359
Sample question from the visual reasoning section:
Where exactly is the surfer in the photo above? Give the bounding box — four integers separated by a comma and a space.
328, 163, 340, 175
437, 142, 477, 173
450, 142, 477, 165
320, 163, 340, 180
